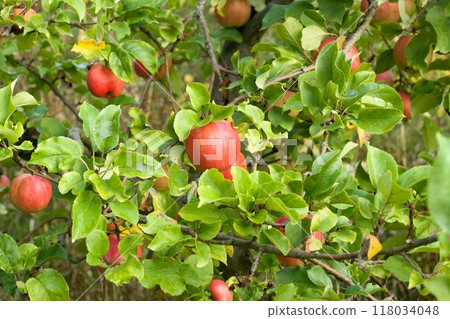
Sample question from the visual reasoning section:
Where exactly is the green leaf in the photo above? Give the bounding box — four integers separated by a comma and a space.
29, 136, 82, 172
26, 269, 70, 301
304, 152, 343, 197
109, 49, 133, 82
209, 244, 227, 264
275, 17, 303, 50
59, 171, 85, 195
72, 190, 103, 241
0, 80, 16, 125
198, 221, 222, 240
63, 0, 86, 20
109, 200, 139, 225
0, 234, 20, 274
38, 117, 67, 143
356, 108, 403, 134
307, 265, 332, 287
173, 109, 202, 141
122, 40, 158, 75
12, 91, 38, 108
263, 228, 290, 256
198, 169, 236, 207
79, 101, 99, 152
424, 274, 450, 301
366, 144, 398, 186
311, 207, 338, 233
94, 104, 121, 153
141, 259, 191, 296
383, 256, 414, 282
195, 241, 211, 268
209, 103, 234, 121
398, 165, 432, 189
104, 256, 144, 286
87, 171, 127, 201
428, 134, 450, 233
186, 83, 210, 112
318, 0, 353, 23
18, 243, 38, 271
86, 230, 109, 258
237, 103, 265, 129
266, 193, 308, 222
301, 25, 327, 50
178, 203, 222, 224
148, 226, 185, 251
425, 7, 450, 54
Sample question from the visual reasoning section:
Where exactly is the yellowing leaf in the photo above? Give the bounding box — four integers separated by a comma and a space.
72, 40, 106, 57
225, 245, 234, 258
366, 235, 382, 259
357, 127, 371, 147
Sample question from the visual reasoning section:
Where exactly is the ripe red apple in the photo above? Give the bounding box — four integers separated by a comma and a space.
361, 0, 415, 23
185, 120, 241, 172
9, 174, 52, 213
134, 51, 173, 80
220, 152, 247, 181
209, 279, 233, 301
153, 166, 169, 190
398, 91, 411, 119
313, 37, 360, 72
215, 0, 251, 28
102, 235, 143, 267
375, 69, 394, 83
86, 64, 124, 98
12, 8, 36, 32
393, 35, 433, 71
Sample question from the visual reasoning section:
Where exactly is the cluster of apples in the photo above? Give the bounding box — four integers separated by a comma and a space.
185, 120, 247, 181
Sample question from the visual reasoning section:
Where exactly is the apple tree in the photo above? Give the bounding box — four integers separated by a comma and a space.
0, 0, 449, 301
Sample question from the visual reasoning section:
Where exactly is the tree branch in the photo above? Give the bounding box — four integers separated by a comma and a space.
196, 0, 222, 83
343, 0, 377, 53
26, 66, 82, 122
18, 216, 68, 245
12, 148, 59, 184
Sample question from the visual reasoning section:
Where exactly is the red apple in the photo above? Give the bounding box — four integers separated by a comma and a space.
361, 0, 415, 23
86, 64, 124, 98
398, 91, 411, 119
12, 8, 36, 32
215, 0, 251, 28
102, 235, 143, 267
185, 120, 241, 172
153, 166, 169, 190
313, 37, 360, 72
134, 51, 172, 80
375, 69, 394, 83
209, 279, 233, 301
9, 174, 52, 213
220, 152, 247, 181
393, 35, 433, 71
0, 175, 10, 196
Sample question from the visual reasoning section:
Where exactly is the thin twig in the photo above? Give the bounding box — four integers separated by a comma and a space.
12, 149, 59, 184
343, 0, 377, 53
18, 216, 68, 245
226, 93, 247, 107
196, 0, 222, 83
26, 66, 82, 122
263, 65, 316, 89
137, 77, 153, 108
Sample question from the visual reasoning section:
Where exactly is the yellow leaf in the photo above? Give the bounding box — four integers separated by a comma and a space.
366, 235, 382, 259
71, 40, 106, 55
225, 245, 234, 258
357, 127, 371, 147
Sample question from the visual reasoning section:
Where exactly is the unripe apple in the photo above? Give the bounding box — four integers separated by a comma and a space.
313, 37, 360, 72
393, 35, 433, 71
153, 165, 169, 190
102, 235, 143, 267
134, 52, 173, 80
361, 0, 415, 24
398, 91, 411, 119
220, 152, 247, 181
209, 279, 233, 301
185, 120, 241, 172
12, 8, 36, 32
375, 69, 394, 83
9, 174, 52, 213
86, 64, 124, 98
215, 0, 251, 28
